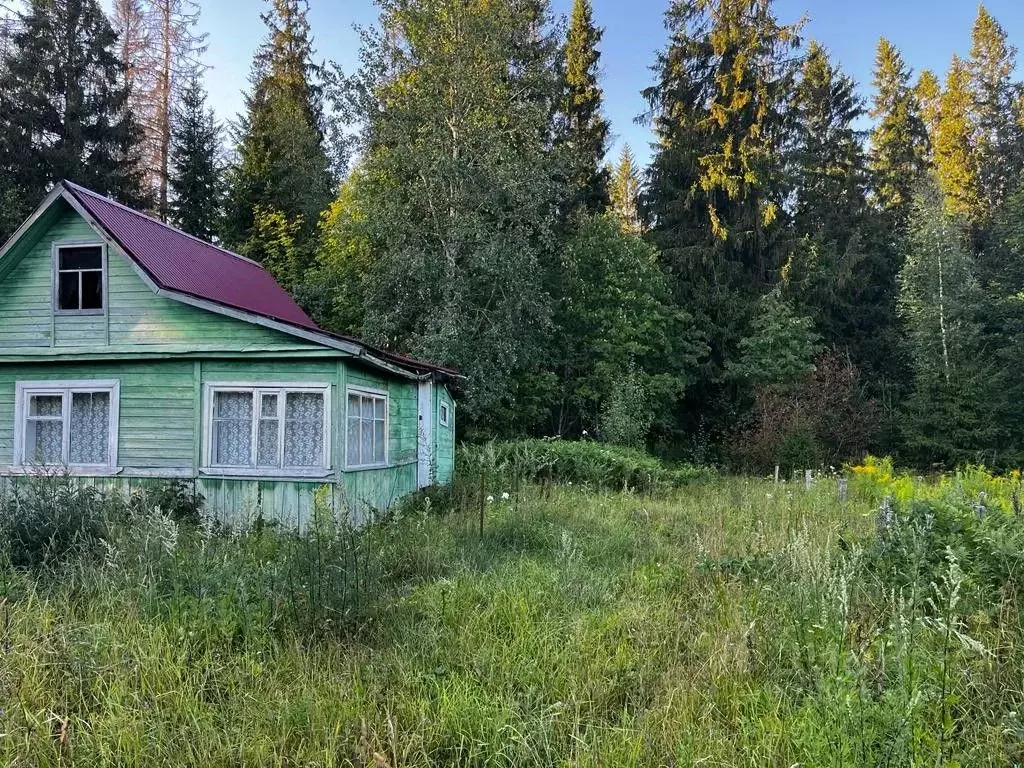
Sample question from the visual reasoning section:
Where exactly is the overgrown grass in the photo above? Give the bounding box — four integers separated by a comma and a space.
459, 438, 714, 495
3, 464, 1024, 765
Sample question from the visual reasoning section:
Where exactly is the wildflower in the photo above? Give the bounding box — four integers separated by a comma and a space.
582, 430, 589, 437
877, 497, 895, 538
486, 495, 494, 503
501, 492, 510, 500
568, 482, 573, 486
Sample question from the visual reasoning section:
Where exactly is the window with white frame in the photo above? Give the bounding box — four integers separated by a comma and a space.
204, 385, 330, 473
15, 381, 119, 469
439, 401, 451, 428
346, 388, 388, 468
55, 244, 104, 312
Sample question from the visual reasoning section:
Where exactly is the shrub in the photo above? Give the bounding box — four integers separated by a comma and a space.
131, 479, 205, 526
731, 349, 879, 473
462, 439, 713, 494
0, 473, 111, 569
868, 494, 1024, 611
600, 370, 654, 449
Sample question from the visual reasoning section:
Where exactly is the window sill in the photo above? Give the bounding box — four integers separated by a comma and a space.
199, 467, 334, 481
1, 465, 120, 477
344, 463, 390, 472
54, 309, 105, 317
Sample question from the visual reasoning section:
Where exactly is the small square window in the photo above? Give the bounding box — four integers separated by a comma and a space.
439, 402, 451, 427
56, 245, 104, 312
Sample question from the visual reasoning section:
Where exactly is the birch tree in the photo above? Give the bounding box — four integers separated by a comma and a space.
338, 0, 569, 430
898, 178, 999, 462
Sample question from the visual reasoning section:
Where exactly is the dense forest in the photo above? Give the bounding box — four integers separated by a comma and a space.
0, 0, 1021, 471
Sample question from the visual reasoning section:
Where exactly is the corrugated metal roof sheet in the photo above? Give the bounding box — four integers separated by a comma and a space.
63, 181, 320, 331
58, 181, 461, 380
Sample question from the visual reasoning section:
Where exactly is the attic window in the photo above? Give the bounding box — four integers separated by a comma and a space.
56, 245, 104, 312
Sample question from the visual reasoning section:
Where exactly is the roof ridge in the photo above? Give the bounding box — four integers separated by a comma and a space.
60, 180, 263, 268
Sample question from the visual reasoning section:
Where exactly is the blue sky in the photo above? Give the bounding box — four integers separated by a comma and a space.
191, 1, 1024, 165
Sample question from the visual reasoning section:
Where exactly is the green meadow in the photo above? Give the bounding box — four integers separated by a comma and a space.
2, 456, 1024, 766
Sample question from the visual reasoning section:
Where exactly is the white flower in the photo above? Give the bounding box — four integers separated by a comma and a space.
568, 482, 573, 486
486, 495, 494, 503
501, 492, 510, 500
582, 430, 589, 437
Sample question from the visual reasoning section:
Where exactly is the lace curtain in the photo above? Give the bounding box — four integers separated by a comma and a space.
69, 392, 109, 464
213, 390, 325, 468
257, 393, 279, 467
24, 390, 110, 466
213, 391, 253, 466
284, 393, 323, 467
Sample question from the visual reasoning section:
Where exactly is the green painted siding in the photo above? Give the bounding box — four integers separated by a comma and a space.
346, 364, 419, 469
0, 359, 424, 522
0, 361, 195, 470
434, 385, 455, 485
0, 200, 451, 524
0, 203, 332, 355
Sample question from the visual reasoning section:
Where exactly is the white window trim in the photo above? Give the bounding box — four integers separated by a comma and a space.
200, 382, 332, 477
52, 240, 107, 316
439, 401, 451, 428
13, 379, 120, 473
345, 385, 390, 470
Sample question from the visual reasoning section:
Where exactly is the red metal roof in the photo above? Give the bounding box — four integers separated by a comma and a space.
58, 181, 461, 380
63, 181, 320, 331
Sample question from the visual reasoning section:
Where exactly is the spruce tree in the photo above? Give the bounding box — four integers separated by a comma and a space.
609, 144, 642, 234
968, 5, 1023, 213
934, 56, 982, 221
980, 186, 1024, 454
916, 69, 942, 158
0, 0, 145, 237
643, 0, 802, 440
559, 0, 610, 213
168, 75, 222, 240
786, 41, 877, 361
868, 38, 929, 225
222, 0, 333, 275
791, 41, 868, 248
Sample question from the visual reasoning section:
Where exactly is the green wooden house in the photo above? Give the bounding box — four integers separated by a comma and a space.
0, 181, 458, 525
